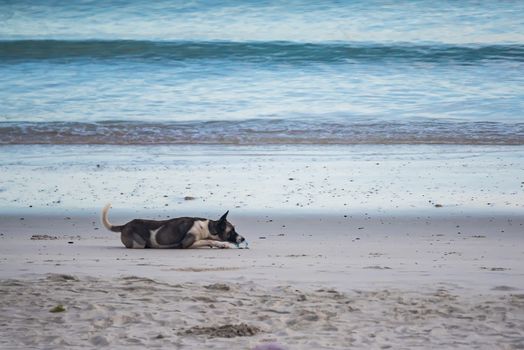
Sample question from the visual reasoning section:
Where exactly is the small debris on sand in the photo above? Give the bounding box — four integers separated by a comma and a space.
184, 196, 196, 200
30, 234, 58, 240
180, 323, 260, 338
49, 304, 66, 313
363, 265, 392, 270
204, 283, 230, 291
46, 274, 79, 282
480, 267, 510, 271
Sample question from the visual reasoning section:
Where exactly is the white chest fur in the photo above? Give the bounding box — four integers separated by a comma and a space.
188, 220, 218, 241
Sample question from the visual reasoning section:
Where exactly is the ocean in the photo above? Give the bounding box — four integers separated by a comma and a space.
1, 1, 523, 145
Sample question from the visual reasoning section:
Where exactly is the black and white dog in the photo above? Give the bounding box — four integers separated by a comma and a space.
101, 204, 245, 249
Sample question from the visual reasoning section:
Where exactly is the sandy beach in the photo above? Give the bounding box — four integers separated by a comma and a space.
1, 145, 523, 349
2, 1, 524, 347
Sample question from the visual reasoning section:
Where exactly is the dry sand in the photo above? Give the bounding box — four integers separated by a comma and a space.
1, 212, 523, 349
2, 273, 523, 349
1, 144, 523, 349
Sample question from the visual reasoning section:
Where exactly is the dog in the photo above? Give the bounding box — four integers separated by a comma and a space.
101, 204, 245, 249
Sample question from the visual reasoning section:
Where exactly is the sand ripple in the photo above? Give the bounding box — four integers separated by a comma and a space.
0, 274, 523, 349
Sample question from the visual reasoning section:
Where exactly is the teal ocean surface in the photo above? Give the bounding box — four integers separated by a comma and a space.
1, 1, 523, 144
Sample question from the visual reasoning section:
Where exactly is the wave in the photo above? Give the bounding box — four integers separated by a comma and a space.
1, 120, 522, 145
1, 40, 523, 63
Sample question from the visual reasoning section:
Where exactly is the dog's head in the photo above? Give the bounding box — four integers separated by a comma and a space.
216, 211, 245, 244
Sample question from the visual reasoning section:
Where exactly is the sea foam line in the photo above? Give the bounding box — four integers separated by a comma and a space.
1, 120, 522, 145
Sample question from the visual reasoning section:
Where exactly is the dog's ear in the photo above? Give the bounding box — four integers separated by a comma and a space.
217, 210, 229, 230
219, 210, 229, 222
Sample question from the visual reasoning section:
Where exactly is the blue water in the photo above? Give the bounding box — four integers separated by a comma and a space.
0, 1, 523, 144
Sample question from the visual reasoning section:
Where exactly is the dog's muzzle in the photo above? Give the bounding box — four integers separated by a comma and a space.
235, 235, 245, 244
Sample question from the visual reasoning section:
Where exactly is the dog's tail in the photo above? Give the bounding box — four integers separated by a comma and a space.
101, 203, 123, 232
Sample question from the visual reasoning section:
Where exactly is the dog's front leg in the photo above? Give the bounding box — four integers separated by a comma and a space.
190, 240, 215, 249
190, 240, 232, 249
180, 234, 197, 249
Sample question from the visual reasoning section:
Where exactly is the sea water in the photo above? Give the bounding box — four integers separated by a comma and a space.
0, 1, 523, 145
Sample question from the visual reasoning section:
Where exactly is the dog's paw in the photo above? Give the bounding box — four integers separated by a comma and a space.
216, 243, 231, 249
